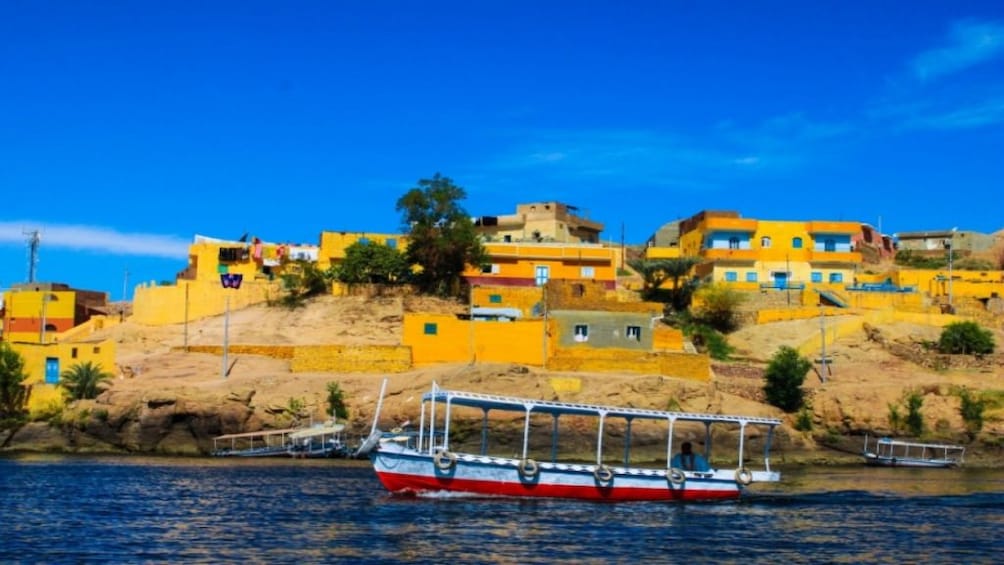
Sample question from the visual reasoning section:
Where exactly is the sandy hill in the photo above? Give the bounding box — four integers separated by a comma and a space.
80, 294, 1004, 463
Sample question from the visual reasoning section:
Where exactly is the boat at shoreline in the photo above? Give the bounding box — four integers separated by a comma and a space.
211, 428, 302, 457
365, 382, 783, 502
287, 422, 350, 458
862, 435, 965, 468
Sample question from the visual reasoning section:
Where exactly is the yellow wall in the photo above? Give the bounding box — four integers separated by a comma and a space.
643, 246, 682, 260
890, 269, 1004, 300
131, 279, 282, 326
471, 285, 545, 318
2, 289, 79, 343
181, 344, 413, 373
402, 313, 546, 366
652, 325, 685, 351
547, 347, 711, 381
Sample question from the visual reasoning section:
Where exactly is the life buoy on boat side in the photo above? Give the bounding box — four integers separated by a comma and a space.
667, 467, 686, 487
594, 465, 614, 484
735, 467, 753, 485
434, 450, 457, 471
518, 458, 540, 480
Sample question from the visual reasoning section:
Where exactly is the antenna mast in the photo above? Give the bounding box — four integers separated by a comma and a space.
24, 229, 41, 283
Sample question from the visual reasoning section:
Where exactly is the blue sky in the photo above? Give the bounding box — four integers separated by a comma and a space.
2, 1, 1002, 300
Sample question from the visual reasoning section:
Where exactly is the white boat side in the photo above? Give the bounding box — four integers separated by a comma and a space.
369, 382, 784, 502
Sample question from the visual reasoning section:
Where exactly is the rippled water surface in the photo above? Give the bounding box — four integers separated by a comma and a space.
2, 456, 1002, 563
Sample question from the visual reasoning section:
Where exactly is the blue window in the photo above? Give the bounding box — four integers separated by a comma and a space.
829, 273, 843, 283
423, 323, 437, 335
489, 294, 502, 303
725, 271, 738, 282
746, 272, 758, 282
359, 237, 370, 245
792, 237, 803, 249
811, 272, 823, 283
728, 237, 740, 249
386, 238, 397, 249
824, 239, 836, 252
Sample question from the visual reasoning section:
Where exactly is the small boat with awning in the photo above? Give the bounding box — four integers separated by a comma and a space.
862, 435, 965, 468
363, 381, 783, 502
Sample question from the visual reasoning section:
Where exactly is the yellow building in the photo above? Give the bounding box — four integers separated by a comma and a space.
316, 231, 410, 272
464, 242, 620, 290
678, 210, 862, 289
2, 283, 109, 344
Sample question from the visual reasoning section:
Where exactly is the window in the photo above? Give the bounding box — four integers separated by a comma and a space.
423, 323, 438, 335
481, 264, 500, 274
93, 346, 101, 354
746, 272, 758, 282
71, 348, 78, 359
811, 272, 823, 283
761, 236, 771, 248
728, 237, 740, 249
535, 265, 550, 286
725, 271, 738, 282
829, 273, 843, 283
359, 237, 370, 245
626, 325, 641, 341
580, 266, 595, 278
792, 237, 803, 249
824, 239, 836, 252
386, 238, 397, 249
573, 324, 589, 342
489, 294, 502, 303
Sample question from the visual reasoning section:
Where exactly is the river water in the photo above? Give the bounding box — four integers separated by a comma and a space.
1, 455, 1001, 564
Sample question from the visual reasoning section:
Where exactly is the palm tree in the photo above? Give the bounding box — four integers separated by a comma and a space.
628, 257, 702, 310
61, 361, 114, 401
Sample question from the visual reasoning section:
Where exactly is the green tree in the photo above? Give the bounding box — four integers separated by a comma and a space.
333, 241, 410, 284
326, 381, 348, 420
0, 343, 31, 427
937, 321, 995, 355
60, 361, 114, 401
692, 283, 746, 333
763, 345, 812, 412
628, 257, 701, 311
958, 388, 985, 438
396, 173, 486, 297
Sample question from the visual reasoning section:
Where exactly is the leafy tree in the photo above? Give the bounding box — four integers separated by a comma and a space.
763, 346, 812, 412
326, 381, 348, 420
396, 173, 486, 297
60, 361, 114, 401
0, 343, 31, 427
333, 241, 410, 284
692, 283, 746, 333
687, 324, 734, 361
937, 321, 995, 355
628, 257, 701, 311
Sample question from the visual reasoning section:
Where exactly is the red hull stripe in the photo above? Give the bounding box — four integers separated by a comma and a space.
375, 471, 739, 502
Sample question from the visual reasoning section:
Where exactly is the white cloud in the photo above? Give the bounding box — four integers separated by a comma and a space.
905, 98, 1004, 129
0, 222, 189, 259
912, 19, 1004, 81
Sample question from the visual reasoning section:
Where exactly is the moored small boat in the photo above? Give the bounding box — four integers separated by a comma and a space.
365, 381, 783, 502
862, 435, 965, 468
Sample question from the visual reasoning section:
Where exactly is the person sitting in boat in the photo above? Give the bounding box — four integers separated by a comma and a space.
671, 441, 711, 472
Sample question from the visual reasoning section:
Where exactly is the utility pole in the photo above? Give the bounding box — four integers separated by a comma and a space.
819, 307, 827, 383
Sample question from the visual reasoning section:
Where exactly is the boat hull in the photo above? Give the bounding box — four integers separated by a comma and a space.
863, 454, 958, 468
372, 445, 775, 502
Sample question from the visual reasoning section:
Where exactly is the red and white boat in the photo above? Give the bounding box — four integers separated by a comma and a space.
363, 382, 782, 502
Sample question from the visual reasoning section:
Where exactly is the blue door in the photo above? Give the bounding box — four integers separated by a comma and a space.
45, 357, 60, 384
773, 272, 788, 289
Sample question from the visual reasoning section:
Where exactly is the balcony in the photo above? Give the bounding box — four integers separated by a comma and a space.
808, 250, 862, 264
807, 220, 860, 235
702, 248, 759, 262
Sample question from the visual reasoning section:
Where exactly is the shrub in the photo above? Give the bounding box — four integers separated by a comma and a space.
905, 392, 924, 437
958, 388, 985, 437
692, 284, 746, 334
326, 381, 348, 420
763, 346, 812, 412
688, 324, 735, 361
794, 406, 814, 432
887, 403, 902, 433
938, 321, 995, 355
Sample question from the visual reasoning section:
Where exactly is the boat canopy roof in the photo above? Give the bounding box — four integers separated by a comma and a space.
875, 437, 965, 450
213, 427, 301, 441
425, 389, 782, 427
289, 424, 346, 440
